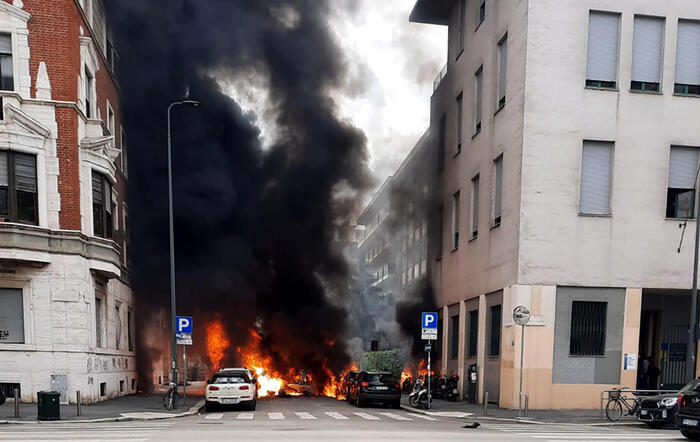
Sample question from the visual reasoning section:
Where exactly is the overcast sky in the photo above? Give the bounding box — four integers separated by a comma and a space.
330, 0, 447, 183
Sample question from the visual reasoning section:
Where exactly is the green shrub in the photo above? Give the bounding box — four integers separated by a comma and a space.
362, 349, 403, 378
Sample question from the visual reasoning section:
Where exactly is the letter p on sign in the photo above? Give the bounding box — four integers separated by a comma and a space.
422, 312, 437, 329
176, 316, 193, 334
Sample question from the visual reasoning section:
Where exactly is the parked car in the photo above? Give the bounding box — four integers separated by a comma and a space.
348, 371, 401, 408
343, 371, 360, 401
280, 369, 315, 397
675, 378, 700, 439
639, 378, 699, 428
205, 368, 257, 411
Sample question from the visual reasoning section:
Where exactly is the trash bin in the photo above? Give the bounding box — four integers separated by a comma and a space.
37, 391, 60, 421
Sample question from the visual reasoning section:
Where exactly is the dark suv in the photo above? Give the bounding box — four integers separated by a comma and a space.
676, 379, 700, 439
348, 371, 401, 408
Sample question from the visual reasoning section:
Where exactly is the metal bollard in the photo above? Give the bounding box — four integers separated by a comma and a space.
483, 391, 489, 416
76, 391, 81, 417
524, 394, 529, 417
13, 388, 19, 418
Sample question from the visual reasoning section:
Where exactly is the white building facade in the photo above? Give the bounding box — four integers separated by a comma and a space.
412, 0, 700, 409
0, 0, 133, 404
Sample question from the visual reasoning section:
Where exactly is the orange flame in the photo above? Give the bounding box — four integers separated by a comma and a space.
322, 362, 358, 400
237, 329, 285, 396
206, 320, 230, 371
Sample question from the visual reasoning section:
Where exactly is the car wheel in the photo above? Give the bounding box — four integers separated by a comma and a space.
204, 400, 215, 412
392, 400, 401, 409
681, 430, 700, 440
249, 400, 256, 411
356, 393, 363, 407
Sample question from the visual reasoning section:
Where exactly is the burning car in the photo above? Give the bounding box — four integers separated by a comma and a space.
205, 368, 257, 411
279, 369, 316, 397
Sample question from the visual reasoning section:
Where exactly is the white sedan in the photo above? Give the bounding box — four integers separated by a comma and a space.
205, 368, 257, 411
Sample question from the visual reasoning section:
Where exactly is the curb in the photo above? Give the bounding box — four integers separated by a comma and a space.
0, 400, 204, 425
400, 405, 643, 427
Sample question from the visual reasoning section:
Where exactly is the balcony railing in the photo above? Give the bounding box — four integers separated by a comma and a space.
433, 64, 448, 92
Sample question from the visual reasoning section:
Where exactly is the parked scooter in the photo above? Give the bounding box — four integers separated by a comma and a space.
401, 377, 413, 394
445, 373, 459, 402
408, 376, 429, 409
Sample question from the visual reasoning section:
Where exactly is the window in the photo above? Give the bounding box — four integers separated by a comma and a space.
436, 205, 443, 258
457, 0, 466, 55
470, 175, 479, 238
569, 301, 607, 356
92, 171, 113, 238
468, 310, 478, 357
586, 11, 620, 89
477, 1, 485, 27
675, 20, 700, 96
131, 379, 136, 390
0, 34, 13, 91
456, 92, 463, 153
95, 296, 103, 348
489, 305, 501, 356
92, 0, 107, 53
107, 102, 115, 134
0, 288, 24, 343
631, 16, 664, 92
100, 382, 106, 397
667, 146, 699, 219
119, 380, 124, 393
474, 68, 483, 133
497, 35, 507, 109
450, 315, 459, 358
120, 128, 127, 176
437, 115, 446, 174
115, 305, 121, 349
493, 156, 503, 226
0, 152, 38, 225
123, 204, 129, 266
85, 68, 93, 118
452, 191, 460, 249
579, 141, 613, 215
127, 307, 133, 351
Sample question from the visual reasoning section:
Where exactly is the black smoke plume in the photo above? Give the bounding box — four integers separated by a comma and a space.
106, 0, 372, 389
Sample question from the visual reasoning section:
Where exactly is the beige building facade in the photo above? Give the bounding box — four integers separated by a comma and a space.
412, 0, 700, 409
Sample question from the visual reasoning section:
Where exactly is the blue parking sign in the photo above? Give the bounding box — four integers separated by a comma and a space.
176, 316, 193, 334
422, 312, 437, 329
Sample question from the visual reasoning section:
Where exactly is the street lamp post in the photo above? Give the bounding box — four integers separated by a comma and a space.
167, 100, 199, 408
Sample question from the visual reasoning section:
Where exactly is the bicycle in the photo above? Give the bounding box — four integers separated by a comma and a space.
162, 382, 178, 411
605, 387, 640, 421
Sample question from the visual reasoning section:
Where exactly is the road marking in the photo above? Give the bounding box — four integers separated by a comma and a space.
379, 412, 413, 421
236, 412, 254, 419
353, 412, 380, 420
407, 413, 439, 421
294, 412, 317, 420
325, 411, 349, 420
204, 413, 223, 420
523, 435, 678, 440
0, 440, 147, 442
268, 412, 285, 420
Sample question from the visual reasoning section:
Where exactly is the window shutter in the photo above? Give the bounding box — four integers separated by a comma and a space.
586, 12, 620, 82
580, 141, 613, 215
0, 34, 11, 54
475, 71, 483, 124
632, 16, 664, 83
676, 20, 700, 85
498, 39, 507, 101
0, 152, 8, 187
669, 146, 699, 189
494, 157, 503, 219
14, 153, 36, 193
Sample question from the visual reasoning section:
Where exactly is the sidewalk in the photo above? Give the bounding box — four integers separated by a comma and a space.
0, 393, 204, 424
400, 395, 641, 426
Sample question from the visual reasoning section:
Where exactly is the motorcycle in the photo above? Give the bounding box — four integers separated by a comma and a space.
401, 377, 413, 394
408, 376, 429, 409
445, 374, 459, 402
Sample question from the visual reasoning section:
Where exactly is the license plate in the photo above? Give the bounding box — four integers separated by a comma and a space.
683, 419, 699, 427
221, 398, 239, 404
640, 410, 648, 415
375, 386, 388, 391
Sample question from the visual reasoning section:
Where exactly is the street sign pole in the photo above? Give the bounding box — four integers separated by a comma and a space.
427, 344, 431, 410
183, 344, 187, 408
513, 306, 531, 418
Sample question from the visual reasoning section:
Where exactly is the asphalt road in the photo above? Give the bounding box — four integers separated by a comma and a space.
0, 396, 687, 441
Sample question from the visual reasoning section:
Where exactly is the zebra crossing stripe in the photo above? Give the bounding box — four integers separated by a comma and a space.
325, 411, 349, 420
268, 412, 285, 420
407, 413, 439, 421
379, 412, 412, 421
294, 412, 317, 420
353, 412, 380, 420
203, 413, 223, 420
236, 412, 254, 420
